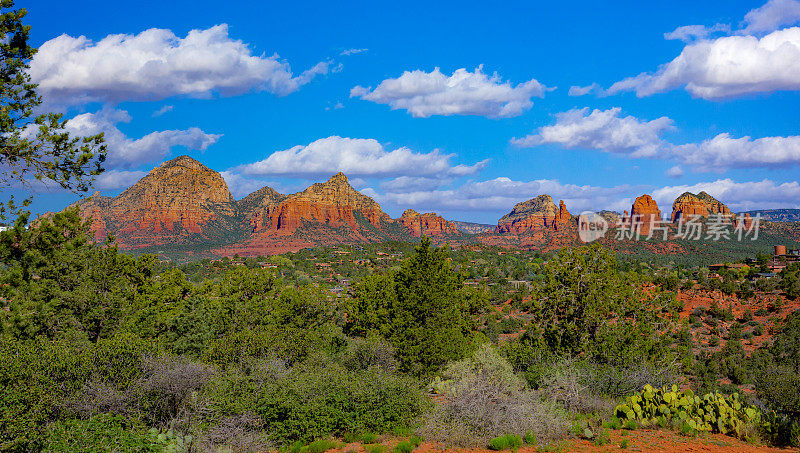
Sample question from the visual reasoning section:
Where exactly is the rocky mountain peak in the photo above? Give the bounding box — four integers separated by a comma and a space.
496, 195, 571, 234
291, 172, 379, 210
671, 191, 731, 222
499, 195, 557, 223
239, 185, 286, 210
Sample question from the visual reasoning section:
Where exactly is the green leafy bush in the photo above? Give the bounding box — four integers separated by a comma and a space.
361, 433, 379, 444
615, 385, 764, 439
43, 414, 160, 452
392, 440, 414, 453
307, 439, 338, 453
488, 434, 522, 451
206, 358, 427, 445
148, 428, 192, 453
523, 431, 536, 445
364, 444, 385, 453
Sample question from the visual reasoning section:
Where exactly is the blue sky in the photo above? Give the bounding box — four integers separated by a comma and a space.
16, 0, 800, 223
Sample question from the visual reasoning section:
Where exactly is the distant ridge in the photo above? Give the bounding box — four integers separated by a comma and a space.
742, 209, 800, 222
50, 156, 800, 260
452, 220, 495, 234
60, 156, 461, 255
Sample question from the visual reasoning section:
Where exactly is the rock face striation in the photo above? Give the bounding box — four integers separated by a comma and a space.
72, 156, 240, 247
397, 209, 459, 237
670, 191, 732, 222
496, 195, 572, 234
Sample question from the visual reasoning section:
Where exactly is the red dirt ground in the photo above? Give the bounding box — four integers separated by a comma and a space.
333, 429, 796, 453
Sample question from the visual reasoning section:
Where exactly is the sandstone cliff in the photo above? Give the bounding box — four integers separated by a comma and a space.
238, 186, 287, 232
265, 172, 391, 233
496, 195, 572, 234
629, 194, 662, 236
670, 191, 732, 222
397, 209, 459, 237
72, 155, 241, 247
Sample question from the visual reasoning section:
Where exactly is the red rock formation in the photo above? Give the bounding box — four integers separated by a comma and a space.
264, 172, 391, 234
670, 191, 732, 222
398, 209, 459, 237
496, 195, 572, 234
72, 155, 239, 247
238, 186, 286, 232
629, 194, 662, 236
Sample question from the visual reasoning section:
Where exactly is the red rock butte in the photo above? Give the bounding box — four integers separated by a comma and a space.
670, 191, 732, 222
629, 194, 662, 236
496, 195, 572, 235
397, 209, 459, 237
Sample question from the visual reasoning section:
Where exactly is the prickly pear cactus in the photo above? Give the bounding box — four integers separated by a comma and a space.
614, 384, 766, 439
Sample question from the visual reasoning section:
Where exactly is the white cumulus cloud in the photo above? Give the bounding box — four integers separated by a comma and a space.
513, 107, 800, 172
351, 66, 548, 118
652, 178, 800, 211
30, 24, 330, 106
235, 136, 488, 178
94, 170, 148, 190
675, 133, 800, 172
64, 108, 221, 168
377, 176, 638, 214
607, 26, 800, 99
511, 107, 673, 158
666, 165, 684, 178
742, 0, 800, 34
664, 24, 730, 42
568, 83, 600, 96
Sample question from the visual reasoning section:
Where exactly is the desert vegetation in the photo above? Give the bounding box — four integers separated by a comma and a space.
1, 209, 799, 451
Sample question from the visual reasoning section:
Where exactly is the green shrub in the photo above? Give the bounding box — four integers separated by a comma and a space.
755, 366, 800, 416
615, 385, 765, 439
488, 434, 522, 451
308, 439, 338, 453
43, 414, 159, 452
619, 439, 629, 449
488, 435, 509, 450
409, 435, 422, 447
289, 440, 306, 453
148, 428, 192, 453
207, 358, 427, 444
392, 440, 414, 453
365, 444, 385, 453
592, 427, 610, 446
603, 418, 621, 430
523, 431, 537, 445
361, 433, 379, 444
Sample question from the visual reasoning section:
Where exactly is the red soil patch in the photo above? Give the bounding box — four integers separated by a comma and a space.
677, 288, 800, 352
334, 430, 794, 453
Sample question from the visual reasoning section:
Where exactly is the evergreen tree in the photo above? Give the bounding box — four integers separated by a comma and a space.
0, 0, 105, 208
